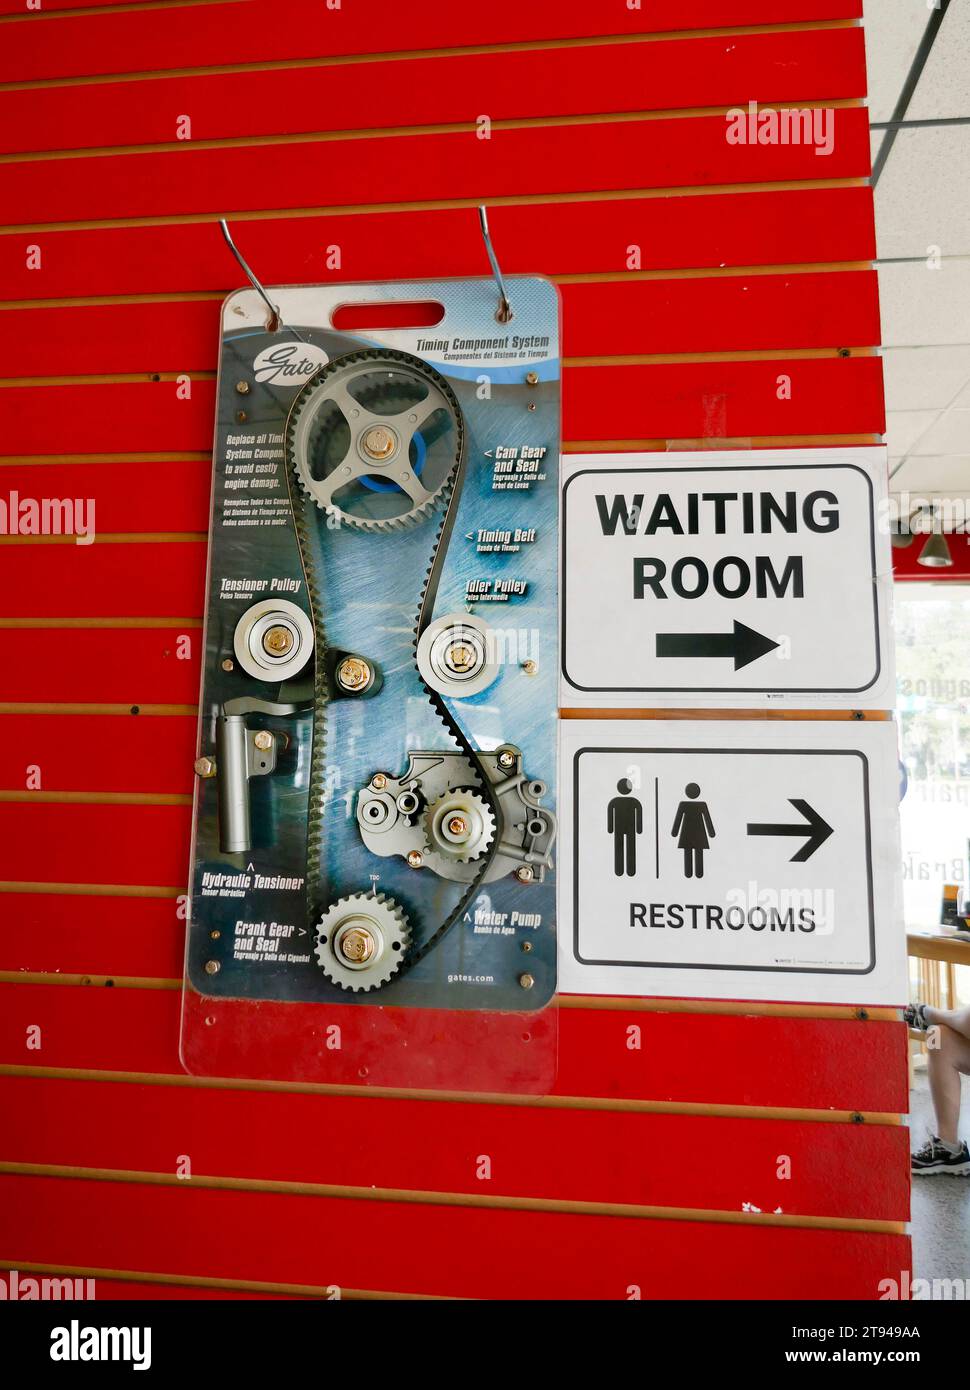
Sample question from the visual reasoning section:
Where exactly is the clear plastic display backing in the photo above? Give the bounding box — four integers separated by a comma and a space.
181, 276, 560, 1092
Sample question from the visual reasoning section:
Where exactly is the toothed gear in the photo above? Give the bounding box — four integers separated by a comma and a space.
424, 788, 496, 865
314, 892, 411, 993
287, 349, 463, 531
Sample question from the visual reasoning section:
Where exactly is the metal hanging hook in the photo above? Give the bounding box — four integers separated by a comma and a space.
477, 206, 513, 324
219, 219, 304, 340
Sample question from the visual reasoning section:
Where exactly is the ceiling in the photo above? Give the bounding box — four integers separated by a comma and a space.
864, 0, 970, 497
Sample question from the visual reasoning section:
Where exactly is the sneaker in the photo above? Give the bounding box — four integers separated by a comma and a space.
911, 1136, 970, 1176
904, 1002, 931, 1031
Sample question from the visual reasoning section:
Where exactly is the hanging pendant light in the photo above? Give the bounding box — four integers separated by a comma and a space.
917, 530, 953, 567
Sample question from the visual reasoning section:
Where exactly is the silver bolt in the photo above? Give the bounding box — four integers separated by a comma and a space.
362, 424, 397, 460
204, 960, 221, 975
525, 371, 539, 386
262, 625, 294, 656
194, 756, 216, 778
446, 641, 477, 673
497, 749, 516, 771
515, 866, 534, 884
339, 926, 377, 964
407, 850, 424, 869
235, 380, 251, 395
522, 660, 538, 676
253, 730, 273, 752
221, 658, 234, 672
519, 973, 535, 990
337, 656, 372, 692
371, 773, 388, 790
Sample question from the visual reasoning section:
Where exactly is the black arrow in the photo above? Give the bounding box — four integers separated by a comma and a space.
746, 799, 834, 862
656, 620, 779, 671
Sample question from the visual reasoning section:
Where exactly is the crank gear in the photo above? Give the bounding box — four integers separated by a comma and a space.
314, 891, 410, 993
424, 788, 496, 865
288, 349, 463, 531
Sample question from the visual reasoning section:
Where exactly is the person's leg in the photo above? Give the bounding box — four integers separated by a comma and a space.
923, 1003, 970, 1043
625, 831, 636, 877
614, 832, 624, 877
925, 1025, 970, 1146
694, 849, 704, 879
683, 849, 692, 878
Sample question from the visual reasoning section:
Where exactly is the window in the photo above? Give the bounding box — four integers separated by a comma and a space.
896, 581, 970, 929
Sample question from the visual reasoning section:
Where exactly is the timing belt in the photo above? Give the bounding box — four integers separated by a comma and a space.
283, 349, 501, 979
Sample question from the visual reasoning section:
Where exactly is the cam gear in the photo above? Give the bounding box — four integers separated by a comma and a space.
314, 891, 411, 993
288, 349, 464, 531
424, 788, 496, 865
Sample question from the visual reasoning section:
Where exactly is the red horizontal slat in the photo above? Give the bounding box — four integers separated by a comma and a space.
0, 356, 885, 460
0, 0, 865, 84
0, 983, 909, 1113
3, 111, 871, 227
0, 541, 207, 616
0, 188, 878, 299
1, 29, 866, 156
0, 895, 184, 978
556, 1008, 909, 1113
565, 271, 880, 355
0, 272, 881, 380
0, 1174, 906, 1299
0, 459, 212, 534
0, 628, 201, 704
0, 802, 190, 886
0, 382, 214, 454
568, 355, 885, 437
0, 714, 196, 792
0, 1074, 909, 1220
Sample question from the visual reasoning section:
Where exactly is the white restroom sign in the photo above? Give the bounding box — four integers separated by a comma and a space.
561, 448, 894, 708
558, 720, 907, 1006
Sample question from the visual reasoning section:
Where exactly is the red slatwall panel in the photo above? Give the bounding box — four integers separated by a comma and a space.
0, 979, 908, 1115
0, 2, 865, 80
0, 0, 908, 1300
0, 272, 882, 375
1, 28, 866, 155
3, 112, 872, 224
0, 1175, 906, 1300
0, 187, 878, 298
0, 1074, 910, 1220
0, 628, 201, 705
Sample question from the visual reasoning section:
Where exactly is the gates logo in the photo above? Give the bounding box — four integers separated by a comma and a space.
253, 342, 329, 386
